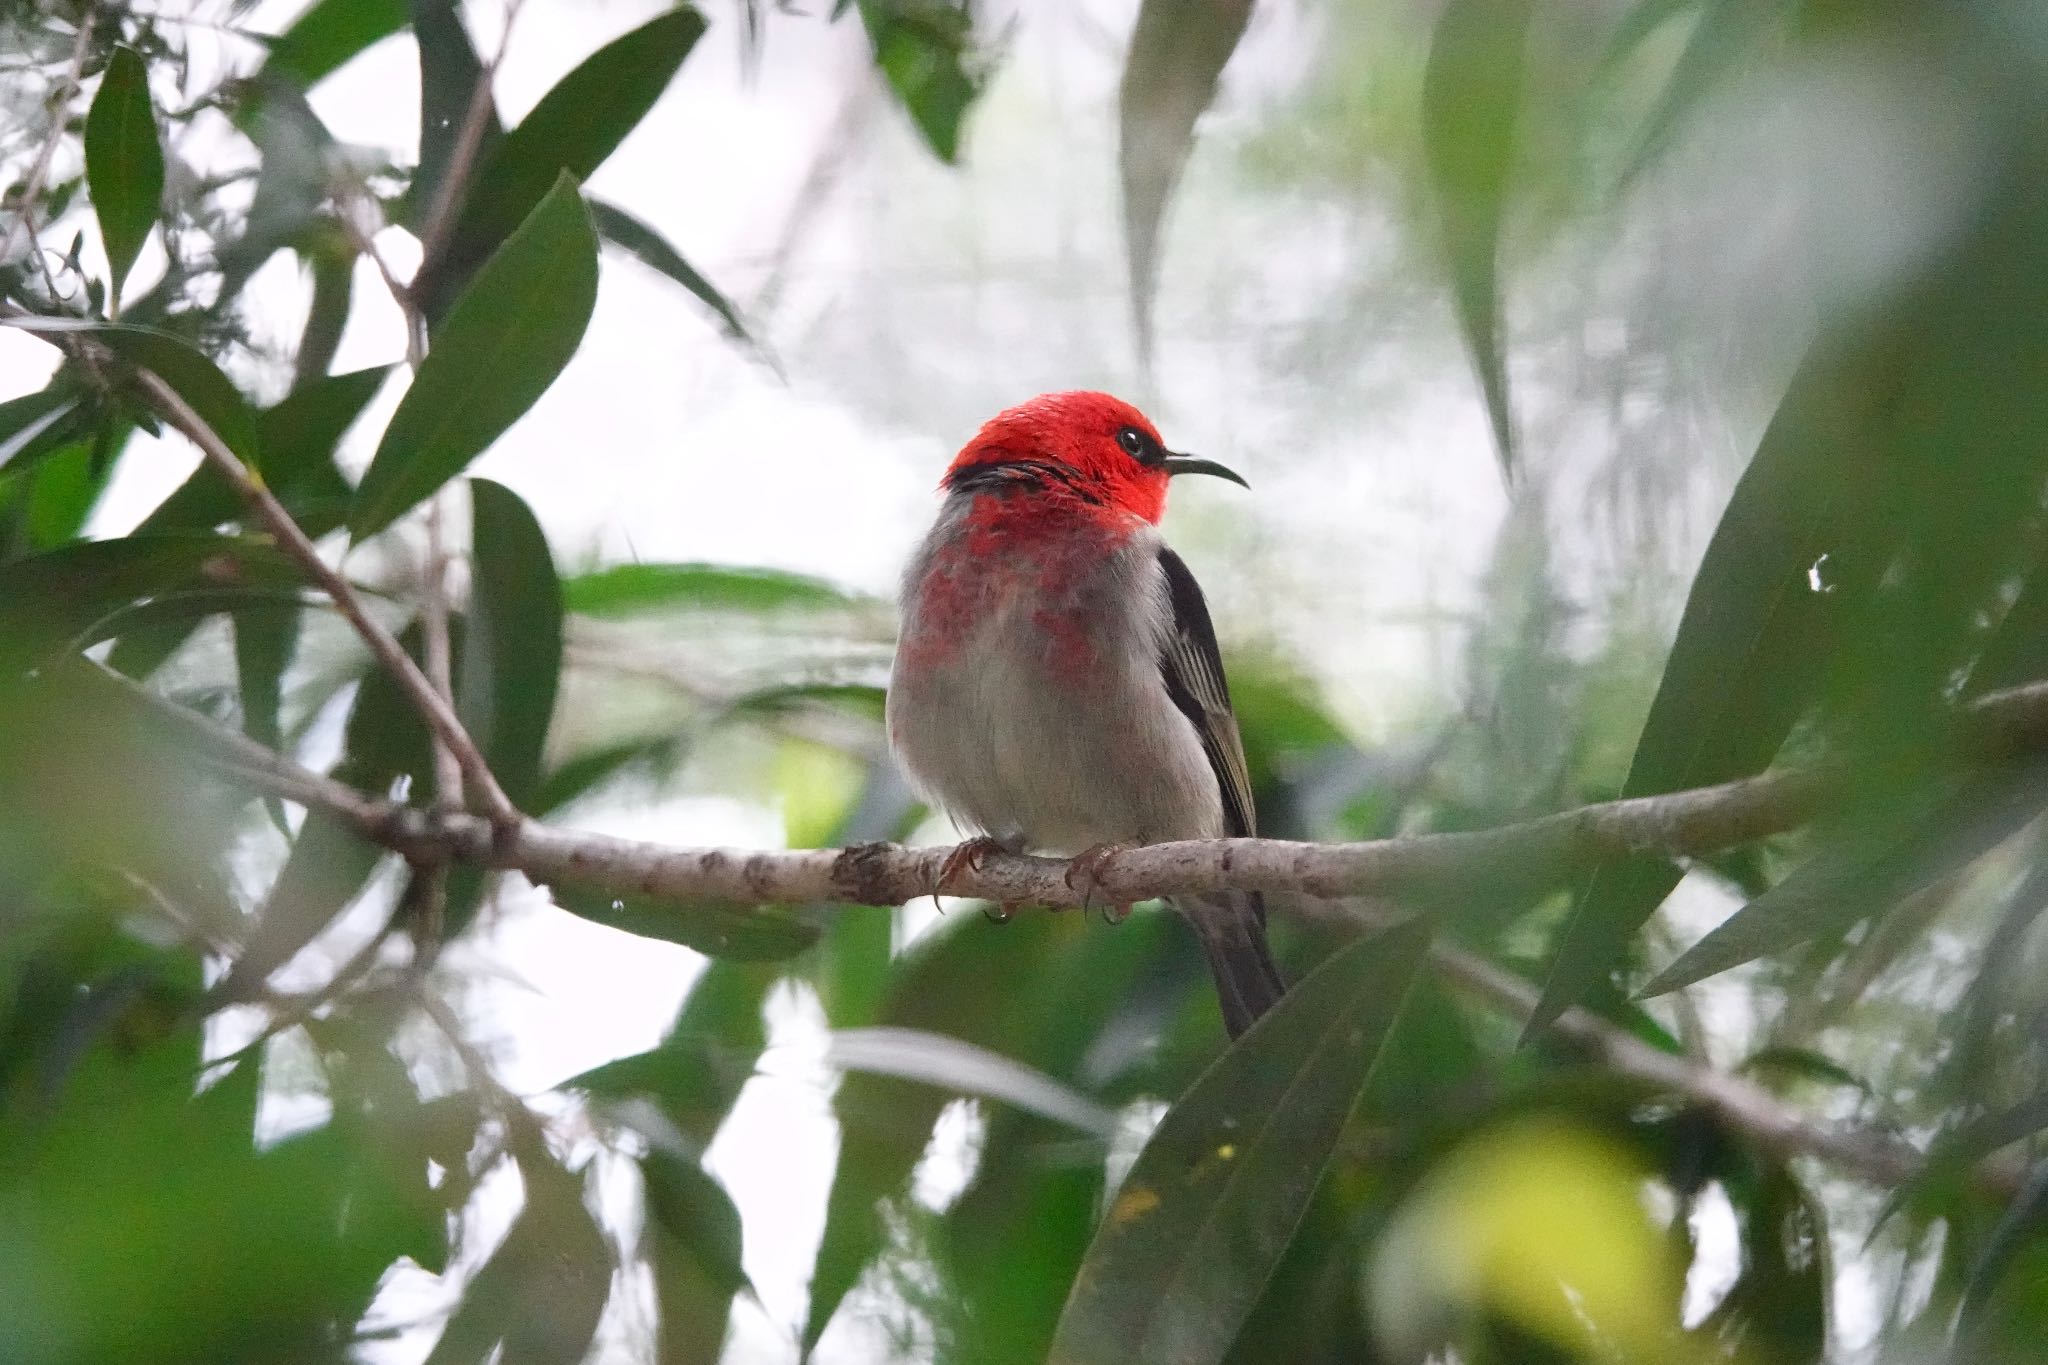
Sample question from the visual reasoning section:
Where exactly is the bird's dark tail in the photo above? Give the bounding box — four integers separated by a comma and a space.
1180, 892, 1288, 1039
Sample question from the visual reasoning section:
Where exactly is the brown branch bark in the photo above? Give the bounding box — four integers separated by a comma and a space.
108, 666, 2048, 1197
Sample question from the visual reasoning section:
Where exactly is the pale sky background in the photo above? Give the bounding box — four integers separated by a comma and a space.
1, 0, 1986, 1357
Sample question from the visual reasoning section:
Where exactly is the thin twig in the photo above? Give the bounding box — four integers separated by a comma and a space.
414, 0, 525, 274
130, 364, 521, 826
2, 8, 97, 299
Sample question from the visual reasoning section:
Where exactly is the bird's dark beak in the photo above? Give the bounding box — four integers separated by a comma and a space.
1161, 453, 1249, 489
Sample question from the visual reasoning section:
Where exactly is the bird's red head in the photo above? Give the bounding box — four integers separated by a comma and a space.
942, 391, 1245, 525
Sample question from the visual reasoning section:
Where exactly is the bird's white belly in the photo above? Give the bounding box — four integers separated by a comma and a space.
888, 536, 1223, 854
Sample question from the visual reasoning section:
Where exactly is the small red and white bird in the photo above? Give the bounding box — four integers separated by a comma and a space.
887, 391, 1287, 1037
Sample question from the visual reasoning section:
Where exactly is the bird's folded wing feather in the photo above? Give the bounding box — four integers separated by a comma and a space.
1155, 546, 1257, 840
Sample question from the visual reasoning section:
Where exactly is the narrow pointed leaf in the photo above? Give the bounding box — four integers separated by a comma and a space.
1528, 340, 1882, 1034
589, 198, 751, 343
350, 176, 597, 540
458, 479, 563, 808
85, 46, 164, 307
1117, 0, 1253, 373
1641, 759, 2048, 996
1421, 0, 1530, 480
0, 384, 86, 476
1615, 0, 1783, 187
563, 561, 859, 616
420, 8, 705, 318
855, 0, 984, 163
549, 886, 820, 961
139, 365, 386, 534
1049, 920, 1427, 1365
264, 0, 408, 88
409, 0, 502, 233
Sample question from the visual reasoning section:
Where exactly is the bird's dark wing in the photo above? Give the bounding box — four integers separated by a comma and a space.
1155, 546, 1256, 840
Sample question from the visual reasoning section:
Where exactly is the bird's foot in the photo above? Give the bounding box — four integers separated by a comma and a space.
980, 901, 1022, 924
1065, 843, 1134, 923
934, 835, 1013, 914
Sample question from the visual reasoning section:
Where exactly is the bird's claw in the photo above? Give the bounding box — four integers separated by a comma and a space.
1065, 843, 1134, 924
934, 835, 1010, 914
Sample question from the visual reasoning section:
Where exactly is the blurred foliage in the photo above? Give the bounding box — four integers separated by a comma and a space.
3, 0, 2048, 1362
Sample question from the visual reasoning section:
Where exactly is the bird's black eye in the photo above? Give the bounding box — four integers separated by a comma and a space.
1116, 426, 1148, 458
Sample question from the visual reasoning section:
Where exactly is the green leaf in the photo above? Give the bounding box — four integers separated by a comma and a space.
409, 0, 503, 235
422, 1151, 611, 1365
1614, 0, 1784, 187
263, 0, 409, 88
0, 319, 262, 468
549, 886, 821, 961
139, 365, 386, 535
642, 1148, 752, 1365
419, 8, 707, 319
234, 600, 298, 755
459, 479, 563, 808
0, 383, 88, 476
589, 198, 751, 343
1047, 920, 1428, 1365
563, 561, 861, 616
1640, 760, 2048, 996
802, 910, 1203, 1359
350, 176, 598, 540
1117, 0, 1254, 371
1421, 0, 1530, 480
1527, 339, 1884, 1034
571, 961, 774, 1146
855, 0, 984, 162
534, 734, 688, 816
0, 533, 298, 672
85, 46, 164, 310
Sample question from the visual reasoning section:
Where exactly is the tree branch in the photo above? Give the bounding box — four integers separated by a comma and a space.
105, 666, 2048, 1197
130, 368, 521, 826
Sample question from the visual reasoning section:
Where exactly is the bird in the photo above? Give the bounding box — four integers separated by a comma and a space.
886, 390, 1287, 1037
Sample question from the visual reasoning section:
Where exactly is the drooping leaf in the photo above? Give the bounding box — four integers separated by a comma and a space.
421, 1150, 612, 1365
802, 912, 1100, 1357
549, 886, 820, 962
1047, 920, 1428, 1365
1527, 338, 1888, 1035
85, 46, 164, 310
263, 0, 409, 88
1117, 0, 1254, 372
293, 236, 356, 387
350, 176, 598, 541
1614, 0, 1785, 187
458, 479, 562, 808
1641, 758, 2048, 996
854, 0, 984, 163
589, 198, 751, 343
570, 961, 774, 1148
408, 0, 503, 235
642, 1147, 751, 1296
419, 8, 706, 318
562, 561, 861, 617
1420, 0, 1530, 480
233, 600, 299, 756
